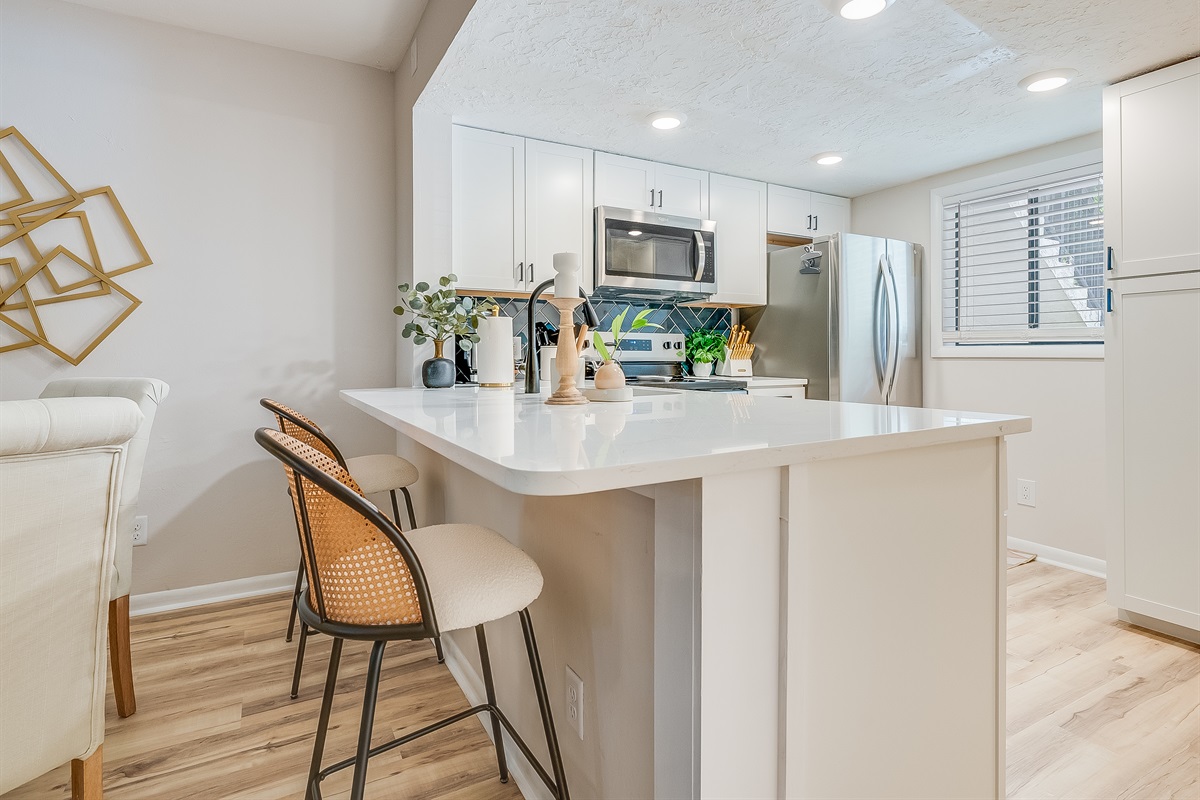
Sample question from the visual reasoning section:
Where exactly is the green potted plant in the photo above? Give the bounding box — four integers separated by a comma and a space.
685, 328, 727, 377
394, 273, 483, 388
591, 307, 661, 389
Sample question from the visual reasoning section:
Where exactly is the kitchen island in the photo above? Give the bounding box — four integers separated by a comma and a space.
342, 386, 1030, 800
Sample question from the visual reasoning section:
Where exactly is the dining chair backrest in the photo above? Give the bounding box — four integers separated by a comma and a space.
259, 398, 346, 468
255, 428, 436, 635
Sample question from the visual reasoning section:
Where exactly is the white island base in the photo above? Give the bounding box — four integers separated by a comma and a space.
342, 387, 1029, 799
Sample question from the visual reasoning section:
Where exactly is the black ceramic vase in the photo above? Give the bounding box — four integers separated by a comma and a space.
422, 340, 456, 388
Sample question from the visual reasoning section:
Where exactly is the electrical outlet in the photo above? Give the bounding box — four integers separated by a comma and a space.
564, 666, 584, 740
1017, 479, 1036, 507
132, 515, 149, 546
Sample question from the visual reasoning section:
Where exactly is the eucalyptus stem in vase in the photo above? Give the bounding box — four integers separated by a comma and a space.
394, 273, 483, 388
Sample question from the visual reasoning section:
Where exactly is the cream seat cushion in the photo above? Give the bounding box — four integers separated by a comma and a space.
405, 524, 543, 633
345, 453, 419, 496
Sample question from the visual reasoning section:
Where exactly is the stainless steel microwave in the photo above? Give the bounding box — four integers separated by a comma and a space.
594, 206, 716, 302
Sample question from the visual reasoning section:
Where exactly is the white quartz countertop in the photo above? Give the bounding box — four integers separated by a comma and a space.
341, 387, 1031, 496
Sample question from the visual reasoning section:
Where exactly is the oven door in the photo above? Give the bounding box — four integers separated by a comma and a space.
595, 206, 716, 299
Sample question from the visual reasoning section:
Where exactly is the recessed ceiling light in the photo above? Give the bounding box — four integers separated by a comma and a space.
835, 0, 893, 19
1019, 69, 1078, 92
649, 112, 686, 130
812, 152, 844, 166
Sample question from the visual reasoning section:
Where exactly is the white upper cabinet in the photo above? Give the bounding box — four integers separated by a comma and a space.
453, 126, 526, 291
768, 184, 849, 237
809, 193, 850, 237
595, 153, 709, 219
1104, 59, 1200, 278
525, 138, 595, 294
708, 173, 767, 305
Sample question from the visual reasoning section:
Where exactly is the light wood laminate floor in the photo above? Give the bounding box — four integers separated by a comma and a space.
5, 561, 1198, 799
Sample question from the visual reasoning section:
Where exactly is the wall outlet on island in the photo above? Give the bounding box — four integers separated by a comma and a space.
1017, 479, 1036, 508
565, 666, 584, 740
132, 515, 149, 546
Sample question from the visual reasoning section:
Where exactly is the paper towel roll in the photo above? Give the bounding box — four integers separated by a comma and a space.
476, 312, 514, 387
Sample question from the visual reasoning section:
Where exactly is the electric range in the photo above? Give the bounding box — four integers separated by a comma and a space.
589, 332, 747, 393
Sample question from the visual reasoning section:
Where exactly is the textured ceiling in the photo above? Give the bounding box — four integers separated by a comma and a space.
420, 0, 1200, 197
58, 0, 429, 71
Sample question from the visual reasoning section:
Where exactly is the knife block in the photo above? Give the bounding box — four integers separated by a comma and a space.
716, 350, 753, 378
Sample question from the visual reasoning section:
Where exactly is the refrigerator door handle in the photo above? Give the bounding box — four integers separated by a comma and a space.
873, 257, 888, 395
883, 254, 902, 404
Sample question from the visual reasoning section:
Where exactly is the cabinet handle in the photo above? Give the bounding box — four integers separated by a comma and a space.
1106, 288, 1113, 313
813, 215, 818, 231
657, 189, 663, 208
516, 261, 524, 284
650, 189, 655, 208
806, 214, 812, 230
528, 262, 534, 285
1106, 246, 1114, 271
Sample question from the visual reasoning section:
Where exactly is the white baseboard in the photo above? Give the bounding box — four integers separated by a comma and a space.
1008, 536, 1106, 579
130, 570, 295, 617
440, 635, 555, 800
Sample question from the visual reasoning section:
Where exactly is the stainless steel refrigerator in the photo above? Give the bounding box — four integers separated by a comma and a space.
743, 233, 922, 406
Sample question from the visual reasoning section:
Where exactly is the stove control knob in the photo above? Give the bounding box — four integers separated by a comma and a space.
662, 341, 672, 350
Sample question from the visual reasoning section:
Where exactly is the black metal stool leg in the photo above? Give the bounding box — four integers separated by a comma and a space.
389, 490, 403, 529
434, 636, 445, 664
291, 623, 309, 699
519, 609, 570, 800
286, 560, 304, 642
475, 625, 510, 783
350, 640, 387, 800
306, 637, 343, 800
400, 486, 417, 530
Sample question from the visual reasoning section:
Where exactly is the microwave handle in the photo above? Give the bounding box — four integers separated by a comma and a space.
693, 232, 707, 281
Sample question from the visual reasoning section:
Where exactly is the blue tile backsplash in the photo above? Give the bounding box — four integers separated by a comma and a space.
480, 297, 731, 344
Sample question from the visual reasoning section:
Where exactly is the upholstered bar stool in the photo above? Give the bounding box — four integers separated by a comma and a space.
259, 399, 437, 697
255, 428, 569, 800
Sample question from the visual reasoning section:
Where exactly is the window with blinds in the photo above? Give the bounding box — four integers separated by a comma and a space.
941, 166, 1104, 345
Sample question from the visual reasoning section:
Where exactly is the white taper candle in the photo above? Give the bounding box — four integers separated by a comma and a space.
552, 252, 581, 298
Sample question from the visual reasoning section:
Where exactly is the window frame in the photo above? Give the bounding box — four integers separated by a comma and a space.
929, 150, 1106, 360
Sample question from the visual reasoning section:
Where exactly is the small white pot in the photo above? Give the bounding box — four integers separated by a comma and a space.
692, 361, 713, 377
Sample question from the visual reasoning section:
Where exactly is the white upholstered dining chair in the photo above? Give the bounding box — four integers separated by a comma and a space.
39, 377, 170, 718
0, 396, 143, 799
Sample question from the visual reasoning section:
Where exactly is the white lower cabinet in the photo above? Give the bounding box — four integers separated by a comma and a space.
709, 174, 767, 305
452, 126, 526, 291
1106, 270, 1200, 634
525, 139, 594, 294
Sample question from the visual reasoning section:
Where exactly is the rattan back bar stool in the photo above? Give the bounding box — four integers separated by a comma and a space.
259, 398, 439, 699
255, 427, 570, 800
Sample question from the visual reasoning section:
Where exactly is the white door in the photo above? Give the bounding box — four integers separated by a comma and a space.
526, 139, 595, 294
594, 152, 656, 212
809, 193, 850, 237
452, 126, 526, 291
1106, 271, 1200, 630
654, 163, 709, 219
767, 184, 812, 236
1105, 62, 1200, 278
708, 173, 767, 305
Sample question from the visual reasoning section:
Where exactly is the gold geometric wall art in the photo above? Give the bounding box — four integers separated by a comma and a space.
0, 126, 152, 364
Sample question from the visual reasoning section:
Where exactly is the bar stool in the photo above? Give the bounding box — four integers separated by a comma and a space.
259, 398, 438, 699
255, 427, 570, 800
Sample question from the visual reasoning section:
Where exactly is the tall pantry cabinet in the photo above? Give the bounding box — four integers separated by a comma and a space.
1104, 57, 1200, 642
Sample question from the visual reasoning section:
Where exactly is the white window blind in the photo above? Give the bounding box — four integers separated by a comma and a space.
941, 166, 1105, 345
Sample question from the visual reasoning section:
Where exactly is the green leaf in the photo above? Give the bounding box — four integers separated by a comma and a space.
462, 296, 474, 309
414, 335, 428, 345
401, 328, 412, 338
459, 338, 472, 350
393, 306, 405, 315
398, 283, 410, 292
592, 331, 611, 362
439, 276, 451, 287
447, 273, 458, 283
415, 281, 429, 292
632, 308, 655, 325
410, 297, 424, 309
610, 307, 628, 337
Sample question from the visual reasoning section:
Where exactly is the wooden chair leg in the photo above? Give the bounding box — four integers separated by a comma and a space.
71, 745, 102, 800
108, 595, 136, 718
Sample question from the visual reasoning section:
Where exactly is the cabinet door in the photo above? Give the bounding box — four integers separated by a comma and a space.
594, 152, 656, 212
767, 184, 812, 236
654, 163, 710, 218
526, 139, 595, 294
708, 174, 767, 305
1105, 62, 1200, 278
1106, 271, 1200, 630
809, 193, 850, 237
453, 127, 525, 291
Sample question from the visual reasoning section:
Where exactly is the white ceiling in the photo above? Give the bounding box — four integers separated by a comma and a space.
59, 0, 429, 71
420, 0, 1200, 197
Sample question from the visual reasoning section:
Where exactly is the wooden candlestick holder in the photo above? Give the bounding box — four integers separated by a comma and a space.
545, 296, 589, 406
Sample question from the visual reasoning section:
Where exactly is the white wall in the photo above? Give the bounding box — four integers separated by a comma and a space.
852, 133, 1106, 562
0, 0, 399, 593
